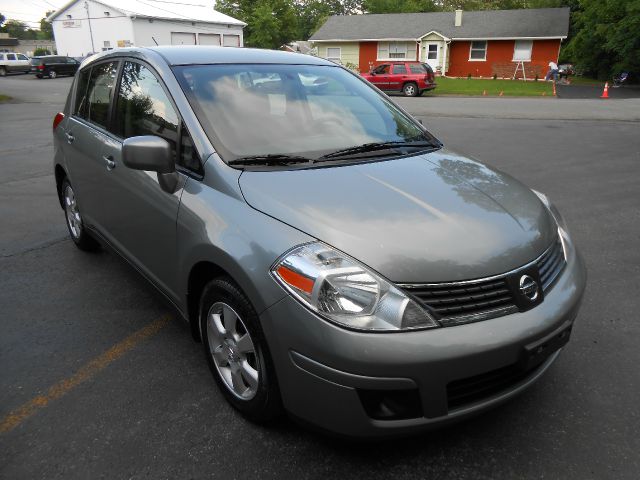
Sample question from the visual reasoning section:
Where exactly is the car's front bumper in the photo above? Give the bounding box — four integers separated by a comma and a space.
259, 237, 586, 438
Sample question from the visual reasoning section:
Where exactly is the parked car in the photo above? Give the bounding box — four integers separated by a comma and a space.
0, 52, 31, 76
32, 55, 80, 79
53, 47, 585, 438
361, 61, 437, 96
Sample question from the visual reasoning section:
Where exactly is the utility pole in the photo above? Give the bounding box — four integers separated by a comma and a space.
85, 1, 95, 53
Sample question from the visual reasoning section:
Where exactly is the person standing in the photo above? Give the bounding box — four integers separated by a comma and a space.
545, 61, 559, 82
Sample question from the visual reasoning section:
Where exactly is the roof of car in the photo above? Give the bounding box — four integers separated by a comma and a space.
310, 8, 570, 41
83, 46, 334, 68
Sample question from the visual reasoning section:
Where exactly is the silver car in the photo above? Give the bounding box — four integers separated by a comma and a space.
53, 47, 586, 438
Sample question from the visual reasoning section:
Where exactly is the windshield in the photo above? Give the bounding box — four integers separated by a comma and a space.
174, 64, 439, 164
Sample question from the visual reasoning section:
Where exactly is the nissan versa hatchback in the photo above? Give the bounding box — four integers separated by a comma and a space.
53, 47, 586, 438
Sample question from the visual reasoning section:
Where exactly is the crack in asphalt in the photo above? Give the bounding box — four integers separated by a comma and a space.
1, 236, 69, 259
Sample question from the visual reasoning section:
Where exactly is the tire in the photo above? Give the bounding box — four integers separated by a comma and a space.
48, 69, 57, 79
0, 67, 6, 77
402, 82, 419, 97
200, 277, 282, 422
61, 178, 100, 251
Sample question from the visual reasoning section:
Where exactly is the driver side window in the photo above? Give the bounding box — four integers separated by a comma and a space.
373, 64, 390, 74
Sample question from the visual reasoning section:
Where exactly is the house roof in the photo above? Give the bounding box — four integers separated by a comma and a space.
47, 0, 246, 26
309, 8, 569, 41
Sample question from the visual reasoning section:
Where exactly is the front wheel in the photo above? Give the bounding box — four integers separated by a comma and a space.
200, 277, 282, 422
48, 70, 57, 79
61, 178, 99, 251
403, 82, 418, 97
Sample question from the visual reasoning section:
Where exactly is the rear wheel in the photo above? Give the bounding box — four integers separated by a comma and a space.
48, 70, 57, 79
200, 277, 282, 422
402, 82, 418, 97
0, 67, 6, 77
61, 178, 99, 251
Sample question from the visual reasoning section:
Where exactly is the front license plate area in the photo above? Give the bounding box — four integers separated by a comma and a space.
521, 322, 573, 370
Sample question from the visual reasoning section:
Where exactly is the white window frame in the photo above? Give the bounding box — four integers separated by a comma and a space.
377, 42, 408, 60
469, 41, 487, 62
512, 40, 533, 62
326, 47, 341, 63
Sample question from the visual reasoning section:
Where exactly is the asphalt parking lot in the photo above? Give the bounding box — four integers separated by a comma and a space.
1, 74, 640, 479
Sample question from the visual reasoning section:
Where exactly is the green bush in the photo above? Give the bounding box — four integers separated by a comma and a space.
33, 48, 51, 56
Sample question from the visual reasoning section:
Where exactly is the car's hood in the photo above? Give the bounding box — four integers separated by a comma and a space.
239, 150, 556, 283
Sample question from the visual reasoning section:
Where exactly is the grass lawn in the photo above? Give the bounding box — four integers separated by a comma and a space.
426, 77, 554, 96
0, 94, 12, 103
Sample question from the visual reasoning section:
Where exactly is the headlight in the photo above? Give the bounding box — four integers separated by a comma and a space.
271, 243, 439, 331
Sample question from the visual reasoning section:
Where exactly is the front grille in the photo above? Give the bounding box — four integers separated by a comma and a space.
447, 361, 540, 410
537, 237, 566, 291
400, 236, 567, 326
401, 278, 518, 326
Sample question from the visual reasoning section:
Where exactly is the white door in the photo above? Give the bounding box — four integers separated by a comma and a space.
423, 42, 440, 71
198, 33, 221, 46
171, 32, 196, 45
223, 34, 240, 47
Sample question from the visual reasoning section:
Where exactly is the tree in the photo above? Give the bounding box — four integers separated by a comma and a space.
565, 0, 640, 79
40, 10, 54, 40
3, 19, 28, 38
217, 0, 300, 48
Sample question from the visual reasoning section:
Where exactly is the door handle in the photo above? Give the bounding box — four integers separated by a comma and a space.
65, 132, 75, 144
103, 155, 116, 170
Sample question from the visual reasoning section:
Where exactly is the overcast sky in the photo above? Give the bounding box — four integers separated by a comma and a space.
1, 0, 221, 29
1, 0, 66, 27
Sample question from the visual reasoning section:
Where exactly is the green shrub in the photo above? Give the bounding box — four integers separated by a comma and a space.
343, 62, 359, 73
33, 48, 51, 56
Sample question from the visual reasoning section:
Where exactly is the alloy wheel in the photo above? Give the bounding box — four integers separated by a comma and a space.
206, 302, 259, 400
49, 70, 57, 79
404, 84, 416, 96
63, 184, 82, 239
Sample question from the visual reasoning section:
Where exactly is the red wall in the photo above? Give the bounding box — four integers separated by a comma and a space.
446, 39, 562, 78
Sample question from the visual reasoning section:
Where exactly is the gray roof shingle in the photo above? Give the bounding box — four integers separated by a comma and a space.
309, 8, 570, 41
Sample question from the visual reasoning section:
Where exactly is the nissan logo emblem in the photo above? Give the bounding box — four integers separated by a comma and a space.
519, 274, 539, 301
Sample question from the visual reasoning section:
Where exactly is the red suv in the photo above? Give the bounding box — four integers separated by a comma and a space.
361, 62, 436, 97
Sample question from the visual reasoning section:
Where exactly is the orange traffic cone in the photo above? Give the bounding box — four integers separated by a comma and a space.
601, 82, 609, 98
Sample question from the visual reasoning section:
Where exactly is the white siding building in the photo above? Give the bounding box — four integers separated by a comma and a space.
48, 0, 246, 57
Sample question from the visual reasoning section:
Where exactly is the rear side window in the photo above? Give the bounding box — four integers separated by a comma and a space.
73, 68, 91, 117
409, 64, 427, 74
83, 61, 118, 128
114, 61, 179, 158
7, 54, 16, 61
393, 64, 407, 74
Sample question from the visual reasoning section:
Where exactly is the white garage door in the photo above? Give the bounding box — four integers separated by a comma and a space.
171, 32, 196, 45
199, 33, 221, 46
223, 34, 240, 47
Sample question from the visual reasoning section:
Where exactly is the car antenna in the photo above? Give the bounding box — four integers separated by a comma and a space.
152, 36, 159, 46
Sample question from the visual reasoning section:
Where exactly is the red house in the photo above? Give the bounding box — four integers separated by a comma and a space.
310, 8, 570, 79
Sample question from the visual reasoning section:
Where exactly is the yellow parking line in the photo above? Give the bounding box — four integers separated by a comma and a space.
0, 314, 172, 434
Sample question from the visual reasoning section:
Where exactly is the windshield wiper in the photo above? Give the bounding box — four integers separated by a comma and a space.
228, 154, 316, 167
320, 141, 437, 160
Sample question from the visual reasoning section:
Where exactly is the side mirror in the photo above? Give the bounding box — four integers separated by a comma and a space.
122, 135, 179, 193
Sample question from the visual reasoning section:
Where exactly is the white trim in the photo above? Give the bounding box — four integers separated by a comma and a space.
312, 38, 416, 43
311, 35, 566, 43
418, 30, 450, 41
468, 40, 487, 62
453, 36, 566, 41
